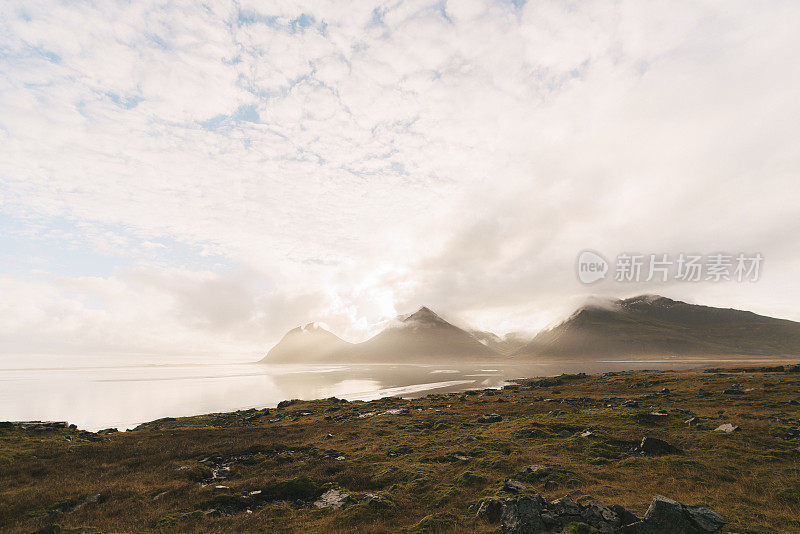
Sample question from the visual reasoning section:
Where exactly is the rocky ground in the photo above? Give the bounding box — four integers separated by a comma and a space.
1, 365, 799, 533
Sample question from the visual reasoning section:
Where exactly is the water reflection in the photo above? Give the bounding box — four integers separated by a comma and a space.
0, 358, 794, 431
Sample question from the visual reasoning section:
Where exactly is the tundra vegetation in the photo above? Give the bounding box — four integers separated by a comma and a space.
1, 366, 799, 533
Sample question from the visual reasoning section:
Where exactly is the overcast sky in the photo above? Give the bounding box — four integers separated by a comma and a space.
1, 1, 799, 359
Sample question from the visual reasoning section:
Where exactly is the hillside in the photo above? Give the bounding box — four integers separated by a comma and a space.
515, 295, 800, 358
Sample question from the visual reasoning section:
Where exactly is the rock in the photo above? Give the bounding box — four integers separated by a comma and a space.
632, 437, 682, 455
789, 399, 800, 405
503, 479, 527, 493
324, 433, 333, 440
611, 504, 640, 526
476, 498, 503, 523
621, 495, 725, 533
549, 495, 584, 523
637, 495, 695, 533
714, 423, 740, 433
497, 494, 721, 534
314, 489, 351, 509
97, 428, 118, 435
660, 388, 670, 394
621, 400, 639, 407
685, 417, 699, 427
581, 499, 623, 533
501, 495, 547, 533
478, 413, 503, 423
580, 430, 594, 437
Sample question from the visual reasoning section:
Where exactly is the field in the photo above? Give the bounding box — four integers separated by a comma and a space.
2, 366, 799, 533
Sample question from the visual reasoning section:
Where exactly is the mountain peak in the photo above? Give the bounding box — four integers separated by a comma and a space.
403, 306, 447, 325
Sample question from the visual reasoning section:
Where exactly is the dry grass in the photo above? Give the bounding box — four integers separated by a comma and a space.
1, 367, 799, 533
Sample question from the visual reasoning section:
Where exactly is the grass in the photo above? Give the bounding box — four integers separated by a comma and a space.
0, 367, 799, 532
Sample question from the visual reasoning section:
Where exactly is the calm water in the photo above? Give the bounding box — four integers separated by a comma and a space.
0, 356, 793, 431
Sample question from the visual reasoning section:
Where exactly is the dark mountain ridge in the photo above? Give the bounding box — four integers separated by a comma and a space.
514, 295, 800, 358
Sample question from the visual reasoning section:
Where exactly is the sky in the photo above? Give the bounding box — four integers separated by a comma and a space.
1, 0, 800, 359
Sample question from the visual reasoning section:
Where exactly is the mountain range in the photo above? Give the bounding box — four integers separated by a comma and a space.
260, 295, 800, 363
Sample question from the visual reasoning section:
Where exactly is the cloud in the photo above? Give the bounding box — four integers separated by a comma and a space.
1, 1, 800, 356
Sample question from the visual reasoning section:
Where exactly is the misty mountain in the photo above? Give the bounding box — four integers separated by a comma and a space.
261, 307, 499, 363
468, 329, 530, 355
514, 294, 800, 358
259, 323, 353, 363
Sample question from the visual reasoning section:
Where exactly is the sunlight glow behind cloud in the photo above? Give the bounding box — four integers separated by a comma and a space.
1, 1, 799, 357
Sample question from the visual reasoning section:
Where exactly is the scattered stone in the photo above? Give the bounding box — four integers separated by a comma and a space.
152, 491, 169, 501
685, 417, 699, 427
621, 400, 639, 408
632, 437, 683, 456
660, 388, 671, 394
97, 428, 118, 435
503, 479, 527, 493
580, 430, 594, 437
313, 489, 351, 509
714, 423, 740, 433
335, 455, 346, 461
478, 413, 503, 423
324, 433, 333, 440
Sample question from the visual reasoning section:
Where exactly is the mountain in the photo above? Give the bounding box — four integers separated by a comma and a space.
261, 307, 499, 363
259, 323, 352, 363
468, 329, 530, 355
352, 307, 498, 361
514, 294, 800, 358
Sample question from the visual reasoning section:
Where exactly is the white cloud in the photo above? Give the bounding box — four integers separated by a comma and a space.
1, 0, 800, 356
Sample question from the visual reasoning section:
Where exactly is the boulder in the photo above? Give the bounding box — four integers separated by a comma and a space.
620, 495, 725, 533
501, 495, 547, 533
714, 423, 739, 433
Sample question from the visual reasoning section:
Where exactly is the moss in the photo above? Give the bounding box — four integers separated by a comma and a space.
407, 511, 460, 533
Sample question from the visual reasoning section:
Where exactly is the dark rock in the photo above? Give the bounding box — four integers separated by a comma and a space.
476, 498, 503, 523
632, 437, 682, 455
478, 413, 503, 423
685, 504, 725, 531
501, 495, 547, 533
497, 494, 721, 534
611, 504, 640, 526
621, 495, 725, 533
503, 479, 527, 493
